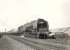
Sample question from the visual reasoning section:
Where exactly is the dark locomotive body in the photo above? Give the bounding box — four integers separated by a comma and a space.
18, 19, 54, 39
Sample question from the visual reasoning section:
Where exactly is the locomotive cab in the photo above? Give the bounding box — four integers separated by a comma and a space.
37, 19, 49, 32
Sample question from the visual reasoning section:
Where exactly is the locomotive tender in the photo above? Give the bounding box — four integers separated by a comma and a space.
18, 18, 54, 39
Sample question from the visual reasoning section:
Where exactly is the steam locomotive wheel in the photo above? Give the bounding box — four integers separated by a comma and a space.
39, 33, 47, 39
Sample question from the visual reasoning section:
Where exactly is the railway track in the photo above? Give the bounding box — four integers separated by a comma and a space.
8, 35, 43, 50
8, 35, 69, 50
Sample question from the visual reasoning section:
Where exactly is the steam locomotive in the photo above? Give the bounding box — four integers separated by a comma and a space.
18, 19, 55, 39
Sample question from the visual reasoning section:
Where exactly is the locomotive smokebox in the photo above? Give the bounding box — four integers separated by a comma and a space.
37, 19, 49, 33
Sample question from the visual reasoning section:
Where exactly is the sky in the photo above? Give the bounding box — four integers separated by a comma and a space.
0, 0, 70, 32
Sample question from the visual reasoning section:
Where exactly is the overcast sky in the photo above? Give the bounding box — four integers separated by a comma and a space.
0, 0, 70, 32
